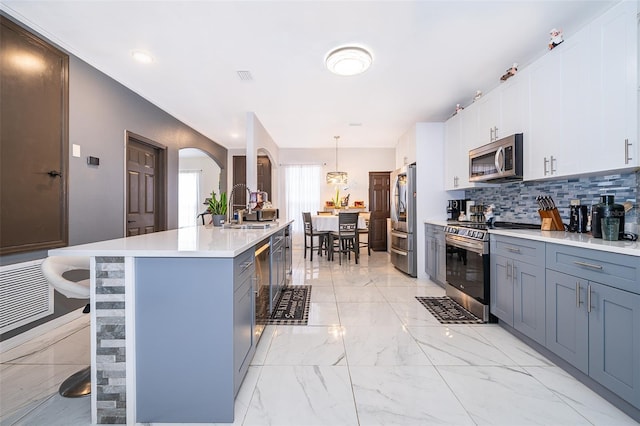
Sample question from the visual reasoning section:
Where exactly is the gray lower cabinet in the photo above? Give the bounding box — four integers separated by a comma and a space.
425, 224, 446, 287
233, 248, 256, 395
134, 247, 256, 423
490, 235, 546, 345
270, 228, 286, 311
546, 243, 640, 408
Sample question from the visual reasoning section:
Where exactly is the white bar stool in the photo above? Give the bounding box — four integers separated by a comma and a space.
41, 256, 91, 397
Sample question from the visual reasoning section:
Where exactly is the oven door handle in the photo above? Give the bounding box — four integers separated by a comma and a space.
445, 236, 485, 255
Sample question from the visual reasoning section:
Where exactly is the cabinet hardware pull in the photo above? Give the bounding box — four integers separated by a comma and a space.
575, 282, 581, 307
505, 246, 521, 253
513, 265, 517, 283
625, 138, 632, 164
573, 260, 603, 270
490, 127, 494, 141
506, 261, 512, 280
391, 248, 407, 256
494, 126, 499, 140
550, 155, 557, 174
587, 284, 592, 313
543, 157, 549, 175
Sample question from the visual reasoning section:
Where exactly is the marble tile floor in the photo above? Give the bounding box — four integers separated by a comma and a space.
1, 247, 637, 426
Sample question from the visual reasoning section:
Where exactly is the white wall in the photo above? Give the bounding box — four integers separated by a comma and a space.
178, 156, 221, 204
414, 123, 449, 279
279, 147, 396, 214
246, 112, 281, 208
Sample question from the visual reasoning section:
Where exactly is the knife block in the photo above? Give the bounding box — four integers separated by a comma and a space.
538, 208, 564, 231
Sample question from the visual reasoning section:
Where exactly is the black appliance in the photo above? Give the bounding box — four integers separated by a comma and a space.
390, 164, 417, 277
444, 221, 540, 322
447, 199, 467, 221
469, 133, 523, 183
568, 205, 588, 233
591, 195, 625, 239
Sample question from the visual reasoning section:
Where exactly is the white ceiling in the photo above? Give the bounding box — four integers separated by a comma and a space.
1, 0, 618, 149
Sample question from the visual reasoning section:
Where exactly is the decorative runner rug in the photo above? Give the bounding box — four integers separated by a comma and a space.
415, 296, 483, 324
267, 285, 311, 325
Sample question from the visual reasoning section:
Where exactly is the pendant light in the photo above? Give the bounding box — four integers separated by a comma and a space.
326, 136, 348, 184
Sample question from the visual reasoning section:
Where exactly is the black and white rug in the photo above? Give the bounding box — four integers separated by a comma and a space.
415, 296, 483, 324
267, 285, 311, 325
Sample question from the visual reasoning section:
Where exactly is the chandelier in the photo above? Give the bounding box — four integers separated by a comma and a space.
326, 136, 348, 184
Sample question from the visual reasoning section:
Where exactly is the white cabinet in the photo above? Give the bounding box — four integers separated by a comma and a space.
500, 69, 530, 138
476, 89, 502, 145
444, 113, 466, 190
525, 0, 637, 181
589, 0, 638, 172
527, 49, 566, 180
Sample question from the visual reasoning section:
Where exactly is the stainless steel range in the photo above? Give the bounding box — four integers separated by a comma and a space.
444, 223, 491, 321
444, 221, 540, 322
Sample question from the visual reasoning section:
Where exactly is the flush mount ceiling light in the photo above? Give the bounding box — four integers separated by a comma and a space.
131, 50, 154, 64
325, 46, 372, 76
327, 136, 348, 184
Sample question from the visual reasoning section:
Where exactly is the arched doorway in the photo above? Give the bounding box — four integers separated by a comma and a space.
178, 148, 222, 227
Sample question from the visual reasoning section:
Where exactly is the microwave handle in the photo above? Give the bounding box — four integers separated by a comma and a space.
494, 146, 505, 173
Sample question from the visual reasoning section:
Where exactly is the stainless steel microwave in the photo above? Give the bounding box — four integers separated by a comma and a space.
469, 133, 523, 182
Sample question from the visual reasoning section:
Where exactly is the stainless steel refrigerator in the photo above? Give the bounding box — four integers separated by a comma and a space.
390, 164, 417, 277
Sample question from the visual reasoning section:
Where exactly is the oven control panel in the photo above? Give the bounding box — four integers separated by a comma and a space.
444, 226, 487, 241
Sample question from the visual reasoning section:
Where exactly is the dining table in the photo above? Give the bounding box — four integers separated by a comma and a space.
312, 214, 367, 232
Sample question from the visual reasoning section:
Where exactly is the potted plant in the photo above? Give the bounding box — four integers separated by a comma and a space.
208, 191, 227, 226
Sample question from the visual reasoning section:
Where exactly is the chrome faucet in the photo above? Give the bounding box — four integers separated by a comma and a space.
227, 183, 252, 223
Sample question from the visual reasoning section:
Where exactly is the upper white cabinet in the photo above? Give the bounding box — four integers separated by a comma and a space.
444, 1, 638, 187
444, 113, 465, 190
589, 0, 638, 172
526, 0, 637, 180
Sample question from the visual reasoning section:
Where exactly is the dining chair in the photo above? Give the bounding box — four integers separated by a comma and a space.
329, 212, 359, 265
358, 212, 371, 256
302, 212, 328, 261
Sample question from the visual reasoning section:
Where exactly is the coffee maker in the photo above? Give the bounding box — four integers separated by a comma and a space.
447, 199, 467, 221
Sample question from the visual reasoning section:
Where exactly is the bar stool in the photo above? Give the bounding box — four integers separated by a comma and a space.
41, 256, 91, 397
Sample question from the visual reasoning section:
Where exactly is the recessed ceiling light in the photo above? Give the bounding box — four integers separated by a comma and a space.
131, 50, 154, 64
325, 46, 372, 76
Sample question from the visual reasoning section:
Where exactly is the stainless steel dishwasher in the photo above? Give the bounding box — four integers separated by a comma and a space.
254, 238, 270, 336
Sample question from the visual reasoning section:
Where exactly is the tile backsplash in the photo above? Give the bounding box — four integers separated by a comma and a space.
465, 171, 639, 232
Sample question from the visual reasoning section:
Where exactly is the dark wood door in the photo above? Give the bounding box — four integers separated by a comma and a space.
127, 139, 159, 236
0, 17, 69, 255
368, 171, 391, 251
232, 156, 247, 211
232, 155, 271, 209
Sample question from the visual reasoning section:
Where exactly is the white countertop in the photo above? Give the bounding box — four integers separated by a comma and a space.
424, 219, 640, 257
49, 221, 293, 258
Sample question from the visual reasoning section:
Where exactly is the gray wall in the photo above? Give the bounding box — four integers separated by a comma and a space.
68, 56, 227, 245
0, 17, 227, 339
1, 38, 227, 267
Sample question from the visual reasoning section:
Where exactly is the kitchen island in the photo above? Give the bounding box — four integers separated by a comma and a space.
48, 221, 292, 425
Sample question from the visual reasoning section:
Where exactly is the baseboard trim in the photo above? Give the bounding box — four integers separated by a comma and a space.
0, 307, 86, 353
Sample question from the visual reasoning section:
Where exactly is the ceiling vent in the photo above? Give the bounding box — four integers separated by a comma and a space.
236, 70, 253, 81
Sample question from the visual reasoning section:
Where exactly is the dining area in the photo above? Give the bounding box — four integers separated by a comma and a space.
302, 211, 369, 265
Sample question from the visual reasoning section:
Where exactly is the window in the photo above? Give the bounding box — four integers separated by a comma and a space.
178, 170, 200, 228
283, 165, 322, 234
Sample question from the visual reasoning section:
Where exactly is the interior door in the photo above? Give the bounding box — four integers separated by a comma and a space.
127, 138, 162, 236
368, 171, 390, 251
0, 17, 69, 255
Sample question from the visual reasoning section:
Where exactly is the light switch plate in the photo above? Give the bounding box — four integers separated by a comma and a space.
72, 144, 81, 157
